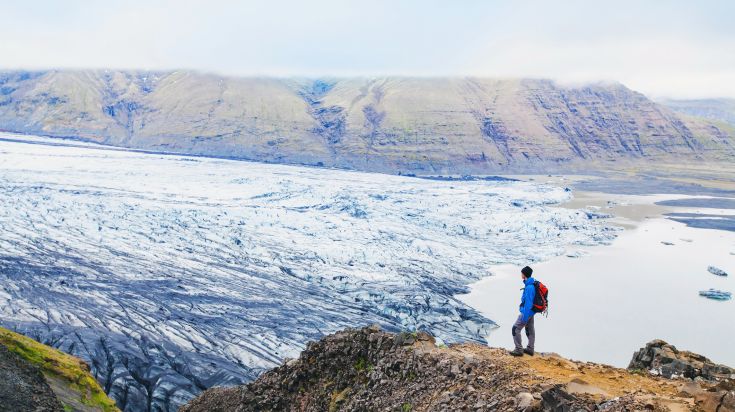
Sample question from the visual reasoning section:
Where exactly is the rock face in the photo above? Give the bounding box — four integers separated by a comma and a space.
0, 344, 64, 412
628, 339, 735, 381
0, 71, 733, 174
182, 326, 727, 412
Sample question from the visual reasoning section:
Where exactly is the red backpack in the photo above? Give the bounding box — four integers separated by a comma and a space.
531, 281, 549, 314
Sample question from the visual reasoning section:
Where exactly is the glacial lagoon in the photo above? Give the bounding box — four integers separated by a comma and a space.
460, 190, 735, 367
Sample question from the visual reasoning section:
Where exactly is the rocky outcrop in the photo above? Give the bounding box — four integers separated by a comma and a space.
180, 325, 526, 411
0, 71, 733, 174
182, 326, 732, 411
629, 339, 735, 381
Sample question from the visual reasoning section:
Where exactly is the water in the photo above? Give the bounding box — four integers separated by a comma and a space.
459, 192, 735, 367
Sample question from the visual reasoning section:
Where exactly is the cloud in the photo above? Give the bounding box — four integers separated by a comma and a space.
0, 0, 733, 98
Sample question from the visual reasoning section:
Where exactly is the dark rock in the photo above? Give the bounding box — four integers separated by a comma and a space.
538, 385, 584, 411
0, 345, 64, 412
628, 339, 735, 381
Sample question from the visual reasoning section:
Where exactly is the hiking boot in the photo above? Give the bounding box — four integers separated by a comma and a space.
523, 348, 534, 356
509, 348, 524, 357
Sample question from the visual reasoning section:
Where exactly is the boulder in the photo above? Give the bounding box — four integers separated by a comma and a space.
516, 391, 534, 409
628, 340, 735, 381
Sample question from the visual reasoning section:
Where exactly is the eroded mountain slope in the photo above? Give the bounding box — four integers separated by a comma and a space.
1, 71, 732, 173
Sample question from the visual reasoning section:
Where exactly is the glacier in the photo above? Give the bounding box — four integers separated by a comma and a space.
0, 134, 616, 411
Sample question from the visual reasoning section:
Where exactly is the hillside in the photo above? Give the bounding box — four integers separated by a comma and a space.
661, 98, 735, 128
182, 326, 735, 412
0, 326, 118, 412
0, 71, 733, 174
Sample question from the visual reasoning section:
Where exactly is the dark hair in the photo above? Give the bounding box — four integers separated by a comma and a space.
521, 266, 533, 278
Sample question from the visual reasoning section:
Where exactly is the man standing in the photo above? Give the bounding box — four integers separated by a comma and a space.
509, 266, 536, 356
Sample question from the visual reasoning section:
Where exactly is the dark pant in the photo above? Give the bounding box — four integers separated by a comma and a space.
512, 314, 535, 351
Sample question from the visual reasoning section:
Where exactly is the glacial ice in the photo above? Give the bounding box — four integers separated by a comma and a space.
707, 265, 728, 276
0, 134, 617, 411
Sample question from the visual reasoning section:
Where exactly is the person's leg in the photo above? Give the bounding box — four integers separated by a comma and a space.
525, 315, 535, 352
511, 315, 526, 351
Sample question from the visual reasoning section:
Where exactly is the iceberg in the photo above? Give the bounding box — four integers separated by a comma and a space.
699, 289, 732, 301
707, 266, 728, 276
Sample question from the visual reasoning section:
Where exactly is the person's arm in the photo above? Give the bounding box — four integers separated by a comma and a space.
520, 285, 535, 322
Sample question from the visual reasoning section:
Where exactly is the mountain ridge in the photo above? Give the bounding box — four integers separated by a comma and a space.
181, 326, 735, 412
1, 70, 732, 174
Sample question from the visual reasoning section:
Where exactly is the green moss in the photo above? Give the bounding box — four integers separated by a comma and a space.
401, 402, 413, 412
0, 327, 119, 411
354, 357, 373, 372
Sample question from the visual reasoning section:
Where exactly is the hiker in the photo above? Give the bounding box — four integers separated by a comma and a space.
510, 266, 538, 356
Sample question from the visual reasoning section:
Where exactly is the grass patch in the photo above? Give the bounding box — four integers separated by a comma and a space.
402, 402, 413, 412
0, 327, 119, 411
354, 357, 373, 372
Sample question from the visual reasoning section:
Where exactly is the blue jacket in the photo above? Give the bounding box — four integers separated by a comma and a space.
519, 277, 536, 323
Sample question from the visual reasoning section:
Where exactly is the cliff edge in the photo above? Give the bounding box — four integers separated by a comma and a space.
182, 326, 734, 412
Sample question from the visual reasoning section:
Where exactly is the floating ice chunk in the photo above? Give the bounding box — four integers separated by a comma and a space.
707, 266, 728, 277
583, 210, 613, 219
699, 289, 732, 301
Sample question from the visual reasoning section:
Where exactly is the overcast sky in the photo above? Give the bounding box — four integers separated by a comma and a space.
2, 0, 733, 98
